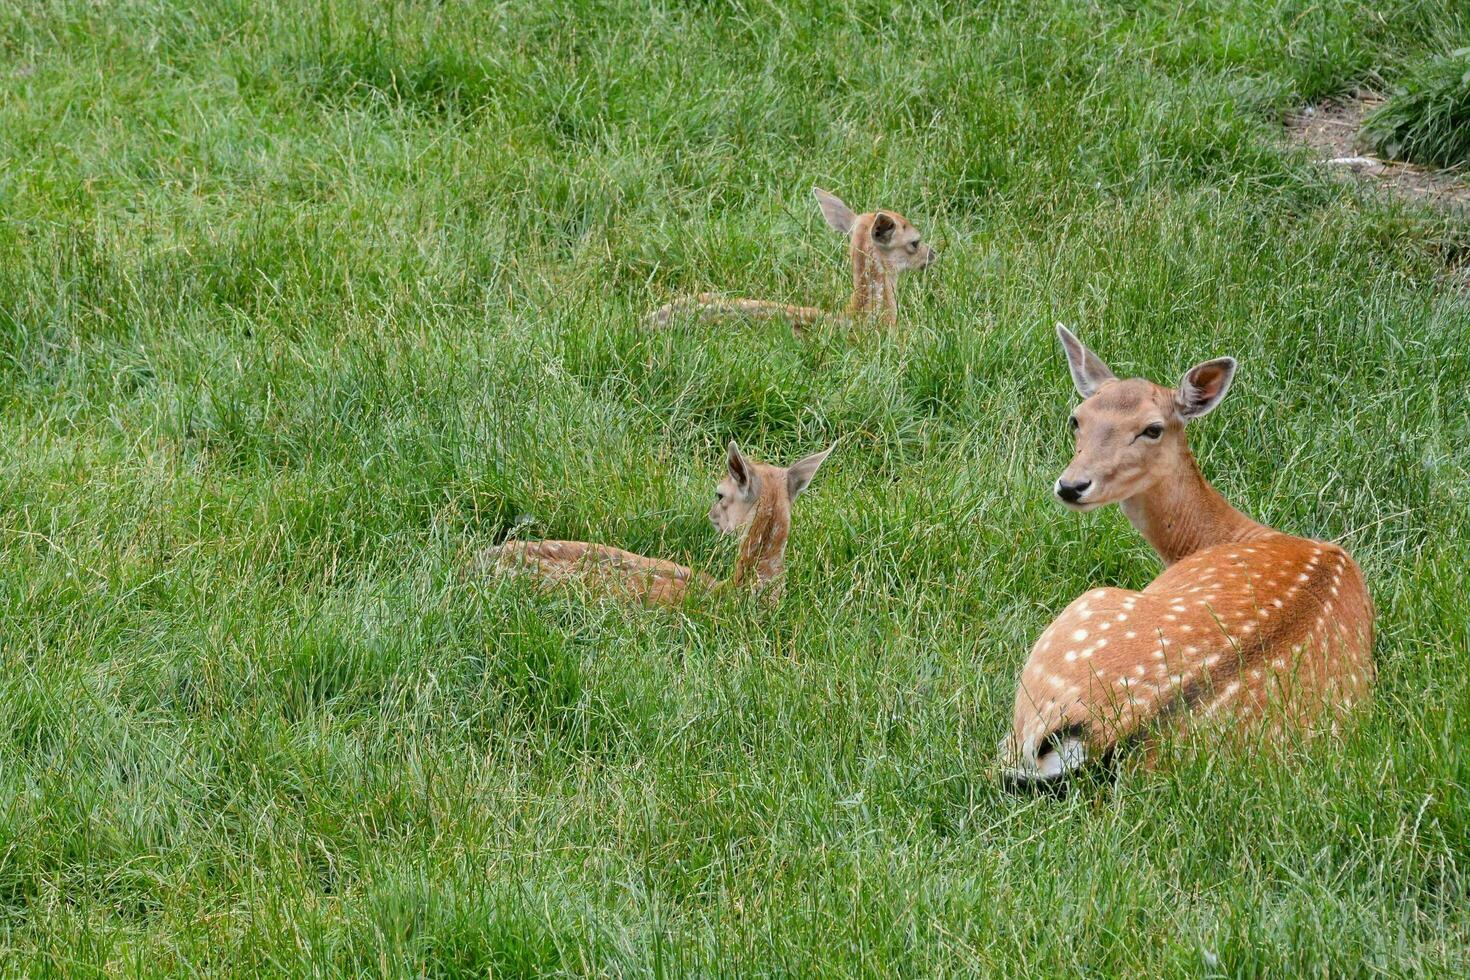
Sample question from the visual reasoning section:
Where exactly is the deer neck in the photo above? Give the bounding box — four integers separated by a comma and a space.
847, 240, 898, 325
730, 485, 791, 588
1118, 448, 1266, 566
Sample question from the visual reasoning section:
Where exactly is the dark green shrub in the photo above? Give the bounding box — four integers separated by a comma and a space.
1363, 48, 1470, 169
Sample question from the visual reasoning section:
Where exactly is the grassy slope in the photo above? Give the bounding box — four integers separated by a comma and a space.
1, 0, 1468, 974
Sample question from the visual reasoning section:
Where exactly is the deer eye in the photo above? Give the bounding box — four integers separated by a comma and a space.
1068, 415, 1079, 433
908, 241, 920, 251
1139, 423, 1164, 440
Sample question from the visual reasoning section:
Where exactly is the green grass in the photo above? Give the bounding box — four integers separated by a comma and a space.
2, 0, 1469, 974
1364, 46, 1470, 169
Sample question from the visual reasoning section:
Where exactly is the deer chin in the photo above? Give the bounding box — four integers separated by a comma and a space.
1059, 498, 1105, 513
710, 515, 746, 536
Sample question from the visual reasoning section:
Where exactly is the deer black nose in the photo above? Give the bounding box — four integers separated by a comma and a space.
1056, 478, 1091, 504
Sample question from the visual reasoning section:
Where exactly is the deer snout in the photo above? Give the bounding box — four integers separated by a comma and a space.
921, 245, 938, 267
1055, 477, 1092, 505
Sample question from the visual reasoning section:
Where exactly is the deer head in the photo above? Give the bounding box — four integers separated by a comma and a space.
814, 187, 937, 273
709, 441, 832, 534
1053, 324, 1236, 512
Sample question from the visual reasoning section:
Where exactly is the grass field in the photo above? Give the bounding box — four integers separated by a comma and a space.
2, 0, 1469, 974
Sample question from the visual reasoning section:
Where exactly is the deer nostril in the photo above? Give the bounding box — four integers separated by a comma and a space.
1056, 479, 1092, 503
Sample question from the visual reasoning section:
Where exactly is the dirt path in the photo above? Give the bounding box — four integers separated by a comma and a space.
1286, 92, 1470, 213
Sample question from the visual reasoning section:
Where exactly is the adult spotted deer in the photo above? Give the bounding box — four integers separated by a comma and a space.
647, 188, 936, 330
1001, 325, 1374, 785
483, 442, 832, 606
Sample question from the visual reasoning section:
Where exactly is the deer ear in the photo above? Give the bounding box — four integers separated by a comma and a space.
871, 212, 896, 245
1176, 357, 1237, 420
786, 444, 834, 500
813, 187, 856, 235
727, 440, 759, 500
1056, 323, 1117, 398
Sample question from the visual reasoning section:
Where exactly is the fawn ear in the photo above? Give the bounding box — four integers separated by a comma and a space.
1056, 323, 1117, 399
727, 440, 759, 500
1176, 357, 1237, 420
813, 187, 856, 235
871, 212, 897, 245
786, 444, 834, 500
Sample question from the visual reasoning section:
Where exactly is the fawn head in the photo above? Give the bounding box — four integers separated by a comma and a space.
709, 441, 833, 534
1053, 323, 1236, 511
813, 187, 936, 273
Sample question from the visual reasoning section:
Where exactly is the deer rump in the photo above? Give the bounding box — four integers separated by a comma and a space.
1004, 535, 1374, 787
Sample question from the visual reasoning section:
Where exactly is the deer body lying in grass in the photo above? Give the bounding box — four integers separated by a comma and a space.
647, 188, 936, 330
484, 443, 832, 606
1001, 326, 1375, 785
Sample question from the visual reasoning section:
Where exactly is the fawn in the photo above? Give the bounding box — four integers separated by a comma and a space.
1001, 325, 1375, 785
647, 188, 936, 330
483, 442, 833, 606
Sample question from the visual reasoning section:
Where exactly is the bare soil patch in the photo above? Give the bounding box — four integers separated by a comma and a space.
1286, 92, 1470, 214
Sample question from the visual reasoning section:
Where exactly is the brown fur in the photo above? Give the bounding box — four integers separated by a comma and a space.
646, 188, 935, 330
481, 443, 832, 607
1002, 326, 1375, 782
483, 540, 717, 606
